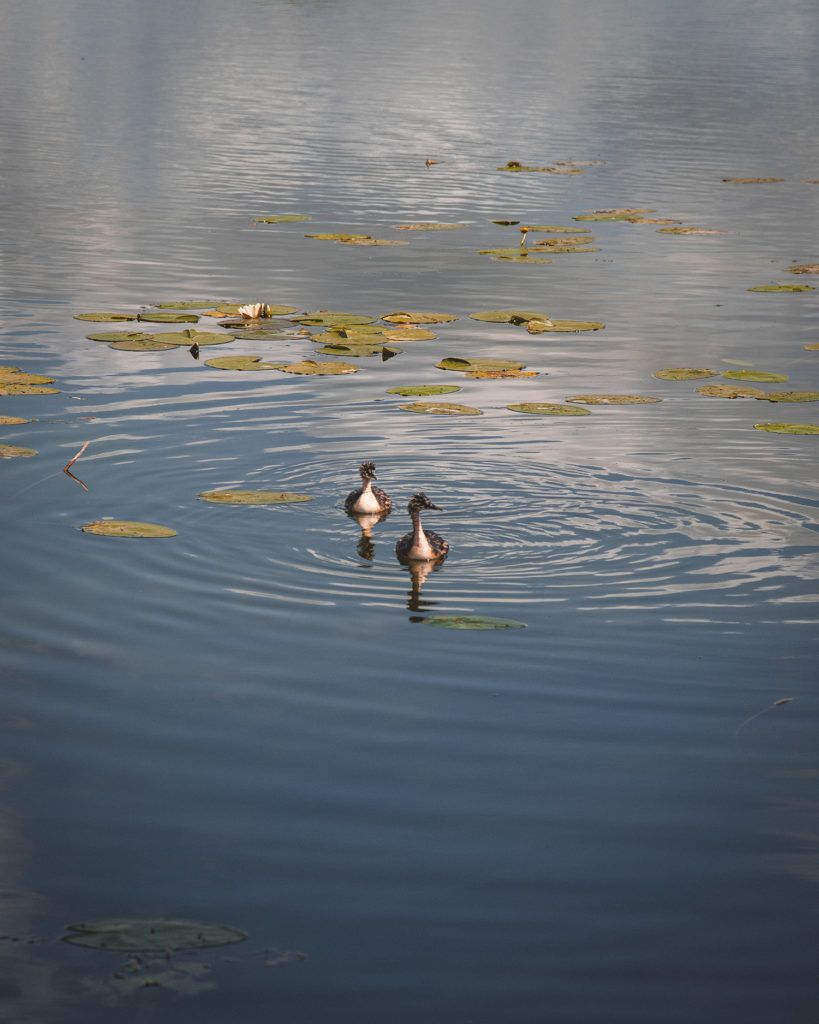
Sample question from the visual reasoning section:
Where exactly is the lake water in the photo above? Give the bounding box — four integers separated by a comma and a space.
1, 0, 818, 1021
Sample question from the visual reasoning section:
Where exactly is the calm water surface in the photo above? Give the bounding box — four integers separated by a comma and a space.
1, 1, 818, 1021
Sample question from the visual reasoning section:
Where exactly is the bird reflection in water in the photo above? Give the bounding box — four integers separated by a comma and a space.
404, 558, 445, 613
347, 508, 390, 561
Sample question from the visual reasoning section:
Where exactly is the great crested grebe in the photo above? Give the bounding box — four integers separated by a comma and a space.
395, 492, 448, 562
344, 461, 392, 515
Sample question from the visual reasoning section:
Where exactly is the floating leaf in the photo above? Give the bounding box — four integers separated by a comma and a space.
695, 384, 765, 399
80, 521, 177, 538
523, 225, 591, 233
437, 357, 525, 373
240, 329, 296, 340
0, 384, 60, 395
337, 237, 408, 246
305, 232, 371, 241
508, 402, 591, 416
527, 319, 604, 333
469, 309, 549, 323
74, 312, 136, 322
137, 311, 199, 323
722, 177, 784, 183
747, 284, 814, 292
566, 394, 661, 404
574, 208, 654, 221
657, 227, 726, 235
533, 235, 596, 247
86, 331, 154, 343
280, 360, 359, 375
654, 367, 719, 380
753, 423, 819, 434
497, 162, 550, 172
204, 355, 284, 370
382, 328, 436, 342
253, 214, 310, 223
492, 253, 552, 263
215, 303, 299, 317
0, 415, 31, 424
723, 370, 788, 383
395, 222, 465, 230
532, 244, 600, 253
109, 338, 179, 352
0, 444, 37, 458
294, 313, 376, 327
151, 330, 235, 347
198, 490, 313, 504
381, 311, 457, 324
155, 300, 224, 309
787, 264, 819, 275
759, 391, 819, 403
387, 384, 461, 396
400, 401, 483, 415
423, 615, 526, 630
626, 217, 682, 224
0, 372, 56, 386
318, 342, 385, 357
465, 369, 539, 379
62, 918, 246, 951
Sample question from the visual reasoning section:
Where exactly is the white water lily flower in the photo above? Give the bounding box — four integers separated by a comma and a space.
238, 303, 272, 319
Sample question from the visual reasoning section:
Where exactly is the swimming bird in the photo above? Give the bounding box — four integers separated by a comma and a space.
344, 461, 392, 515
395, 493, 448, 562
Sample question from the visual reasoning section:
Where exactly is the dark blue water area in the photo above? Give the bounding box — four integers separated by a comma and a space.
2, 0, 819, 1021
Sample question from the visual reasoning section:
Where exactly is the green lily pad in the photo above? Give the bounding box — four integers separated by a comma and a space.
695, 384, 765, 399
753, 423, 819, 434
524, 225, 591, 233
0, 415, 31, 424
654, 368, 719, 380
293, 313, 376, 327
0, 444, 37, 458
215, 303, 299, 316
493, 253, 553, 263
437, 357, 526, 373
0, 384, 60, 395
239, 330, 296, 340
155, 300, 224, 309
305, 233, 371, 241
574, 208, 654, 221
387, 384, 462, 396
422, 614, 526, 630
566, 394, 661, 404
337, 237, 407, 246
382, 328, 437, 341
787, 264, 819, 274
533, 236, 595, 247
464, 368, 538, 379
469, 310, 549, 323
280, 360, 359, 375
137, 312, 199, 323
253, 214, 310, 223
657, 227, 726, 235
62, 918, 246, 951
747, 284, 815, 292
80, 521, 177, 538
86, 331, 155, 343
198, 490, 313, 504
381, 311, 457, 324
497, 162, 550, 172
723, 177, 784, 183
507, 403, 591, 416
723, 370, 788, 383
395, 222, 465, 230
74, 312, 136, 322
151, 330, 235, 347
760, 391, 819, 402
109, 339, 179, 352
532, 244, 600, 253
400, 402, 483, 415
204, 356, 284, 370
0, 372, 56, 386
526, 319, 604, 333
318, 342, 385, 357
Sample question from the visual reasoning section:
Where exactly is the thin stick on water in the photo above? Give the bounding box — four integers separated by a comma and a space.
734, 697, 794, 743
63, 440, 90, 491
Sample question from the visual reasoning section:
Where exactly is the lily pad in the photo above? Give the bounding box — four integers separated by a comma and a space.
253, 214, 310, 223
533, 236, 595, 247
0, 444, 37, 458
293, 313, 376, 327
387, 384, 461, 396
305, 233, 371, 241
759, 391, 819, 402
464, 369, 539, 379
382, 328, 437, 341
787, 264, 819, 274
0, 415, 31, 424
198, 490, 313, 504
204, 356, 284, 370
86, 331, 155, 343
240, 329, 296, 340
695, 384, 765, 399
423, 614, 526, 630
318, 342, 386, 357
508, 402, 590, 416
493, 253, 553, 263
437, 357, 526, 373
80, 521, 177, 538
805, 344, 819, 351
381, 311, 457, 324
109, 339, 179, 352
395, 222, 465, 230
566, 394, 661, 404
626, 217, 682, 224
657, 227, 726, 235
469, 310, 549, 323
74, 312, 136, 322
524, 225, 591, 233
155, 300, 224, 309
527, 319, 604, 333
0, 372, 56, 386
497, 162, 550, 172
62, 918, 246, 951
400, 402, 483, 415
532, 244, 600, 254
152, 330, 235, 347
654, 368, 719, 380
747, 284, 814, 292
137, 312, 199, 323
723, 370, 788, 383
574, 208, 654, 221
722, 177, 784, 183
337, 237, 407, 246
0, 384, 60, 395
215, 303, 299, 317
753, 423, 819, 434
280, 360, 359, 375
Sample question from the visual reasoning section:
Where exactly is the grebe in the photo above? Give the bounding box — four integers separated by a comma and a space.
344, 461, 392, 515
395, 493, 449, 562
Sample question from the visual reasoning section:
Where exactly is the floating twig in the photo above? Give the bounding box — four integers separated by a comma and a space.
735, 697, 794, 742
63, 440, 90, 491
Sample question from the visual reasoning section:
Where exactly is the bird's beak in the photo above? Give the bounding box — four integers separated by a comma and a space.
429, 502, 442, 511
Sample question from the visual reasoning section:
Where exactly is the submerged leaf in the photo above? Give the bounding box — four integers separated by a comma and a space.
80, 521, 177, 538
198, 490, 313, 504
399, 401, 483, 415
497, 161, 550, 172
0, 443, 37, 458
62, 918, 246, 951
533, 235, 596, 247
422, 614, 526, 630
387, 384, 461, 396
566, 394, 661, 404
305, 232, 371, 241
508, 402, 591, 416
155, 300, 224, 309
523, 225, 591, 233
657, 227, 727, 235
464, 369, 539, 379
437, 357, 525, 372
723, 370, 788, 383
654, 367, 719, 380
337, 237, 408, 246
753, 423, 819, 434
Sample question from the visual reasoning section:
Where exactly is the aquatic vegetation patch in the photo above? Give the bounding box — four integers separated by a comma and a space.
204, 356, 285, 370
109, 338, 179, 351
695, 384, 765, 399
437, 357, 526, 373
654, 368, 719, 380
80, 521, 177, 538
395, 222, 465, 230
381, 311, 457, 324
382, 327, 437, 341
74, 312, 137, 322
469, 309, 549, 323
0, 415, 31, 424
318, 341, 389, 357
215, 302, 299, 317
759, 391, 819, 403
723, 370, 788, 383
253, 214, 310, 223
523, 225, 592, 233
422, 614, 526, 629
722, 177, 784, 184
0, 367, 59, 395
753, 423, 819, 434
155, 300, 226, 309
463, 368, 538, 378
387, 384, 461, 396
62, 918, 246, 951
533, 235, 596, 247
305, 232, 371, 241
574, 208, 654, 221
0, 443, 37, 458
526, 319, 604, 333
497, 161, 552, 172
198, 490, 313, 504
86, 331, 155, 343
294, 313, 376, 327
747, 284, 814, 292
399, 401, 483, 415
565, 394, 661, 404
507, 402, 590, 416
657, 227, 727, 235
787, 264, 819, 275
337, 237, 407, 246
279, 360, 359, 375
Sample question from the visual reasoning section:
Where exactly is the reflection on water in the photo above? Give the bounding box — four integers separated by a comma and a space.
1, 0, 819, 1021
